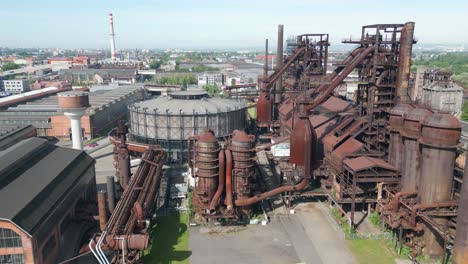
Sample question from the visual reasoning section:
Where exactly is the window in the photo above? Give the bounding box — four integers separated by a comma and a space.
0, 254, 24, 264
0, 228, 22, 248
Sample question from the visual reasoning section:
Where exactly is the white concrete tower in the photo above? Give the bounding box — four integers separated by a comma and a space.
57, 91, 90, 150
109, 13, 117, 63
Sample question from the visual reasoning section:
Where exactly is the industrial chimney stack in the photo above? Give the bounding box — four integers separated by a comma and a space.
109, 13, 117, 63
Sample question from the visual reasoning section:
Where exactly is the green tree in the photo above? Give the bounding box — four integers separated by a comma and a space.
1, 62, 20, 72
203, 84, 221, 97
149, 60, 161, 70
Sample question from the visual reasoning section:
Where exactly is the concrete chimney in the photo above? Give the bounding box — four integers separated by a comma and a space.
275, 24, 284, 104
58, 91, 90, 150
109, 13, 117, 63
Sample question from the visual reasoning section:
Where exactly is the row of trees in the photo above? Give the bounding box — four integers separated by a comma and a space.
1, 62, 20, 72
413, 52, 468, 86
176, 64, 220, 73
153, 74, 197, 89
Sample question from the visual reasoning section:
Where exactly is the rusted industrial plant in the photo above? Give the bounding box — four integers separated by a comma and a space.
81, 121, 167, 263
183, 22, 468, 263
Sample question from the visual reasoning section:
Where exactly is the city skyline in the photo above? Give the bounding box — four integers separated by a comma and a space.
0, 0, 467, 49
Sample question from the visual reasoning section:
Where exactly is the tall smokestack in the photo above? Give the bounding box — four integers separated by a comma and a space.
264, 39, 268, 77
275, 24, 284, 104
396, 22, 415, 102
109, 13, 117, 63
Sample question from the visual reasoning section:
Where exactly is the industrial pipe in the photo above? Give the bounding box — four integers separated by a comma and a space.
96, 234, 149, 250
234, 178, 310, 207
209, 149, 226, 213
109, 135, 151, 153
97, 191, 108, 232
392, 192, 417, 211
225, 149, 233, 210
235, 113, 313, 207
410, 201, 458, 227
187, 136, 196, 169
305, 46, 375, 111
106, 176, 116, 213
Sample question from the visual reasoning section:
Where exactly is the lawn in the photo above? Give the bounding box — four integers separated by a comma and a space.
143, 212, 191, 264
346, 239, 396, 264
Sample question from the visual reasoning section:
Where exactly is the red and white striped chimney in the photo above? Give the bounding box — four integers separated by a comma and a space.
109, 13, 117, 62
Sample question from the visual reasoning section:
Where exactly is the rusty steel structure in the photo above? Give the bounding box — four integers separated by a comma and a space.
189, 118, 317, 219
89, 122, 166, 263
229, 130, 256, 217
186, 21, 468, 261
188, 130, 220, 216
254, 21, 466, 261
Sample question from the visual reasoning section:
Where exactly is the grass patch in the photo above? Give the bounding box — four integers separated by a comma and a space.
83, 136, 104, 145
143, 212, 191, 264
368, 212, 381, 226
346, 239, 396, 264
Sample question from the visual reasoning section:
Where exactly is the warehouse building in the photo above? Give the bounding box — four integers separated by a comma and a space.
0, 85, 145, 139
0, 137, 96, 264
0, 125, 37, 151
59, 69, 138, 84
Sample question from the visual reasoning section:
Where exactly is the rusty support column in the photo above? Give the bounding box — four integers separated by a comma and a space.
419, 113, 461, 256
396, 22, 415, 102
117, 122, 131, 189
453, 147, 468, 264
106, 176, 116, 213
275, 24, 284, 105
98, 190, 108, 231
351, 172, 357, 228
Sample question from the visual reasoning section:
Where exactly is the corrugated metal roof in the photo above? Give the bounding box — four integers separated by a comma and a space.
343, 156, 396, 172
318, 96, 351, 113
332, 138, 364, 160
132, 95, 246, 115
0, 138, 95, 238
311, 115, 337, 140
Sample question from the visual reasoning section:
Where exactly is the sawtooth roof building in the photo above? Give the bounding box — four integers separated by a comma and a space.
0, 137, 96, 264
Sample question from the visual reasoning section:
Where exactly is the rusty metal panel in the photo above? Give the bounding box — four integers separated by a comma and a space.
330, 138, 364, 172
400, 107, 433, 192
318, 96, 351, 113
344, 156, 396, 172
309, 114, 338, 139
418, 113, 461, 256
256, 91, 272, 123
453, 156, 468, 264
388, 103, 414, 171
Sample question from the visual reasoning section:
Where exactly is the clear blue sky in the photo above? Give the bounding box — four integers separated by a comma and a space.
0, 0, 467, 49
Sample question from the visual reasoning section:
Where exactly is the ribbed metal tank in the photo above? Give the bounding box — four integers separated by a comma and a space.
400, 107, 432, 192
388, 103, 414, 172
418, 112, 461, 256
229, 130, 256, 217
194, 130, 220, 212
129, 91, 246, 162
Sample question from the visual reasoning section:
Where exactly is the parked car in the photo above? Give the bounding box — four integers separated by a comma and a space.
87, 142, 98, 148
